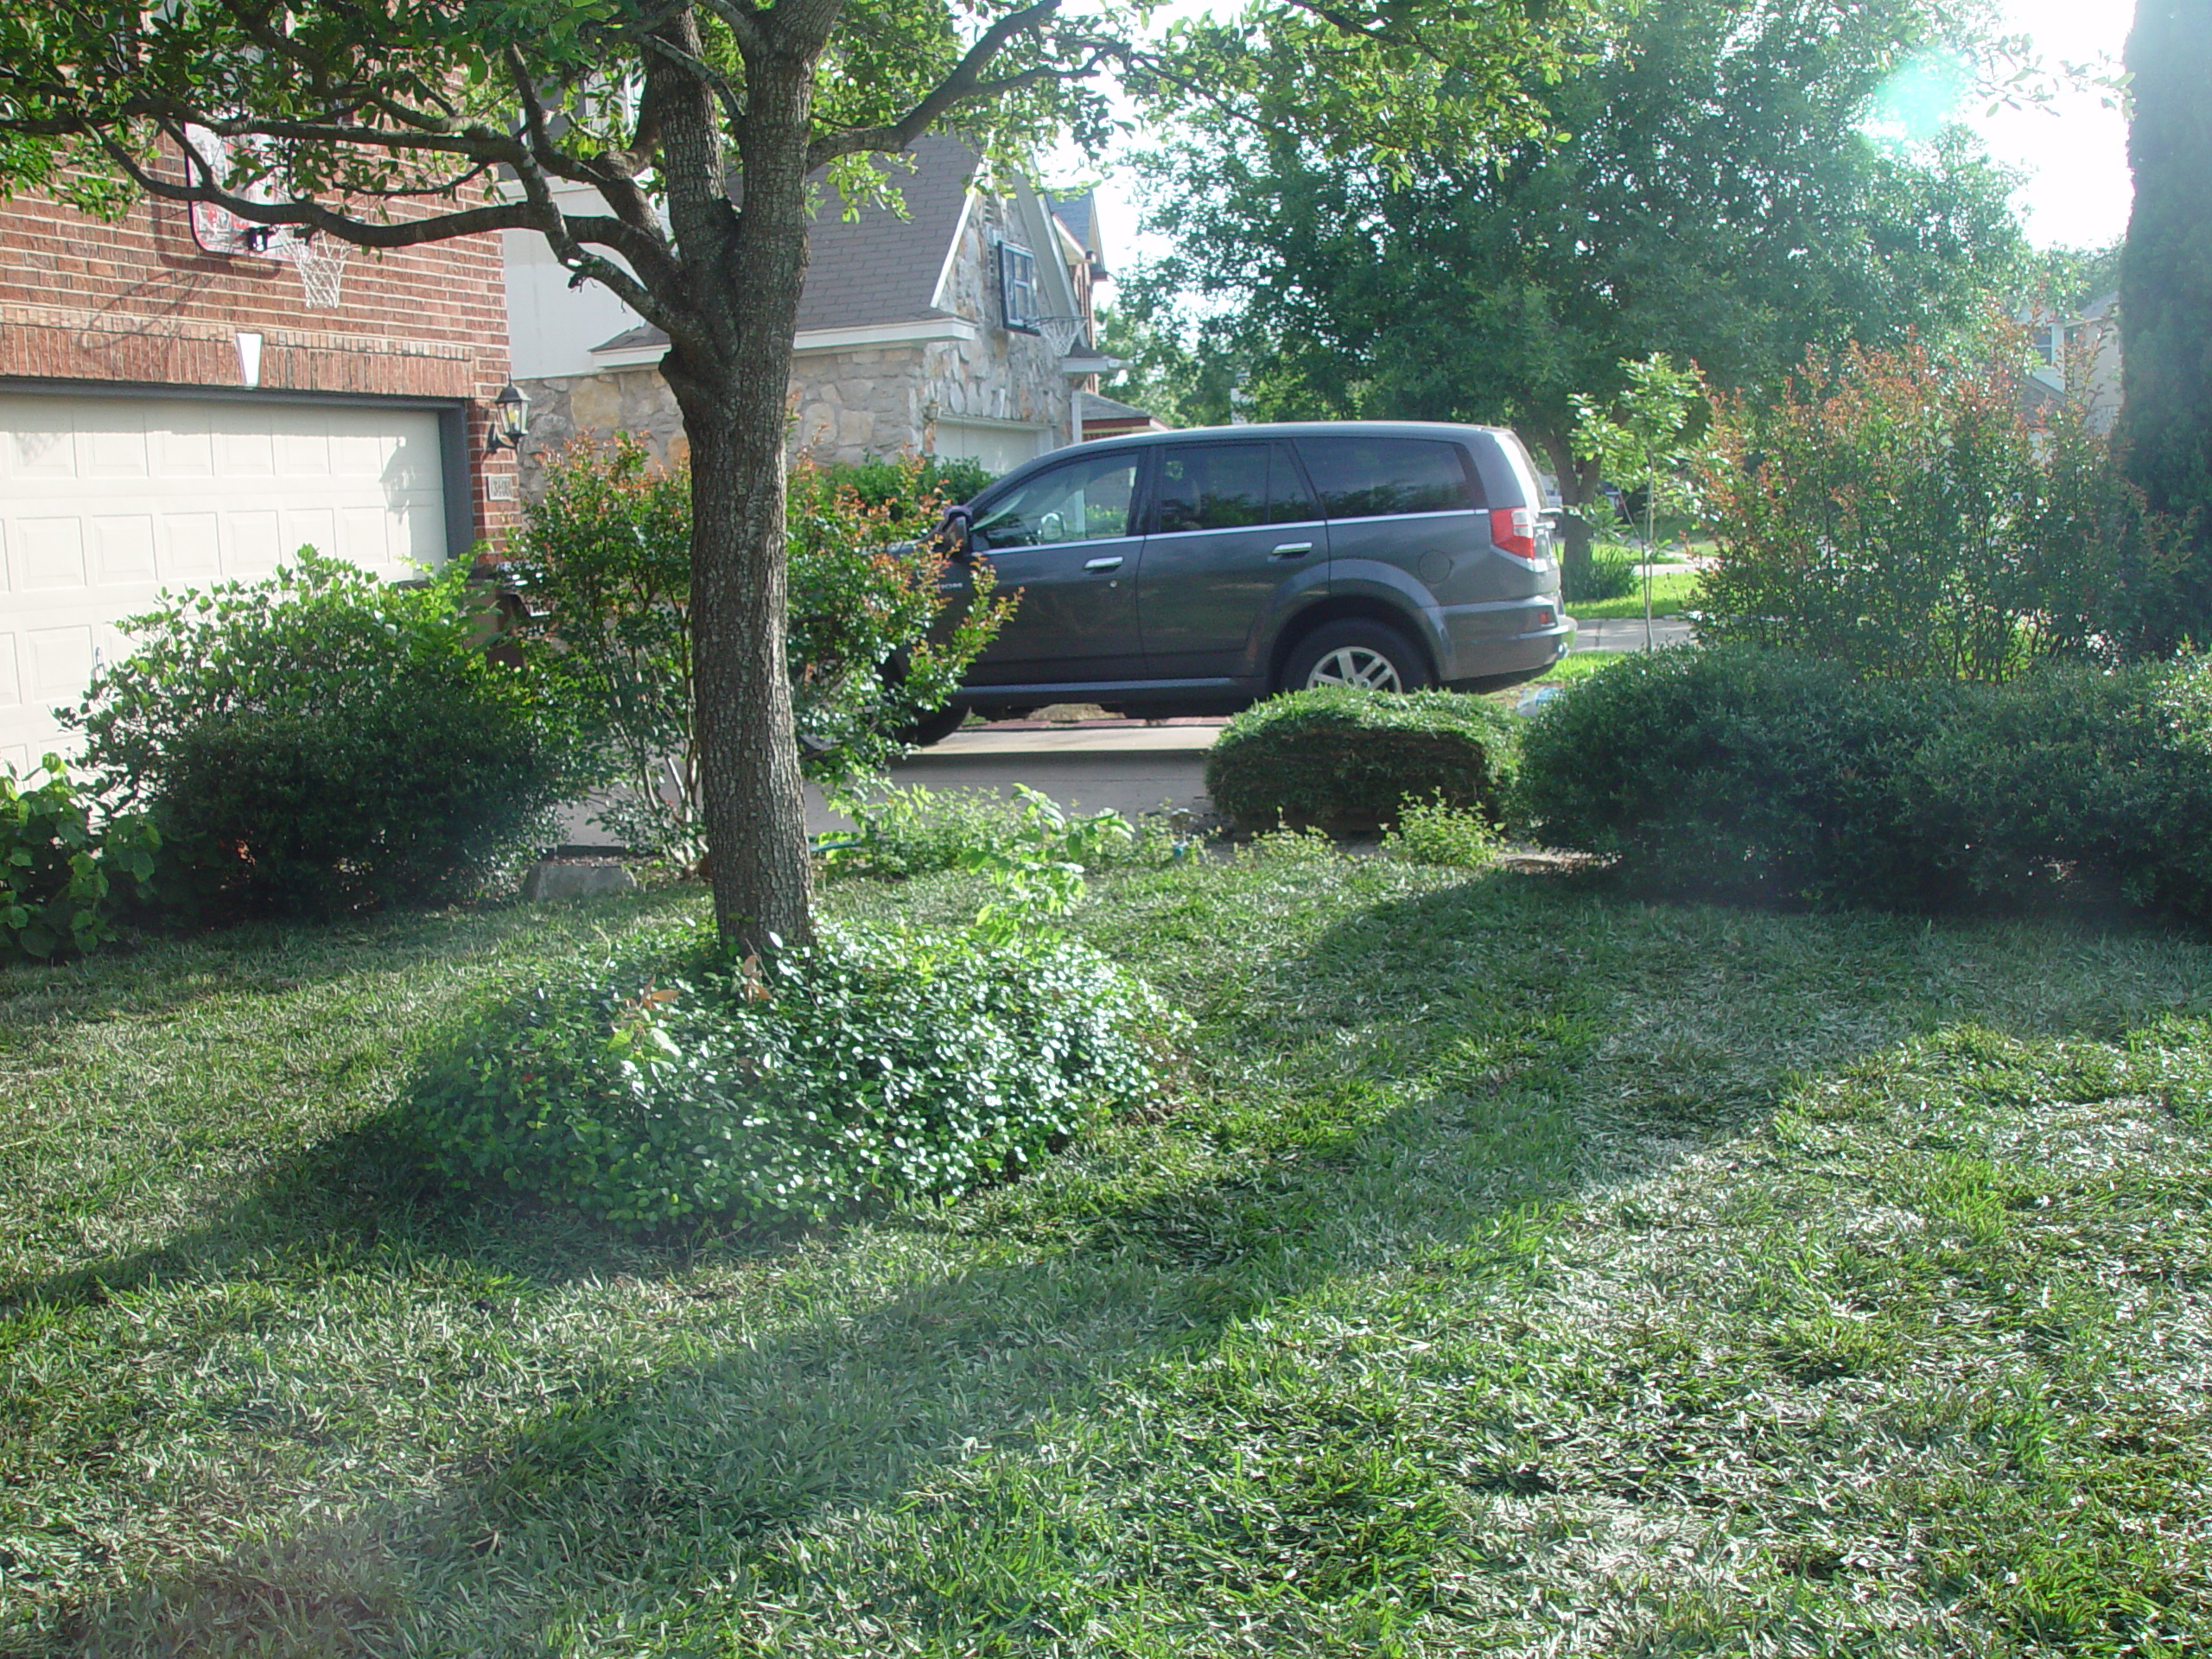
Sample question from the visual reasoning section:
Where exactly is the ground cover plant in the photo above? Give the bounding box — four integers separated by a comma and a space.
1205, 686, 1522, 833
410, 919, 1167, 1230
5, 843, 2211, 1653
1518, 644, 2212, 921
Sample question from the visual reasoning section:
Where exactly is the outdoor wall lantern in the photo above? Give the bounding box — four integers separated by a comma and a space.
486, 381, 531, 453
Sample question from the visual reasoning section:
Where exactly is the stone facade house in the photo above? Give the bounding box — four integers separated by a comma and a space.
506, 138, 1135, 490
0, 145, 518, 772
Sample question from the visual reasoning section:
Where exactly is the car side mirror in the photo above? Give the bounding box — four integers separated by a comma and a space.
937, 505, 975, 563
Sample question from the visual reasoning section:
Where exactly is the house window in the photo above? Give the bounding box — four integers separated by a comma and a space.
998, 242, 1039, 333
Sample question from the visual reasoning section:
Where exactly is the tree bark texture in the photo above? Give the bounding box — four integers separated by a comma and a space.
659, 48, 823, 956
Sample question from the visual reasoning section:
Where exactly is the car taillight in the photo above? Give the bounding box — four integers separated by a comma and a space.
1490, 506, 1538, 562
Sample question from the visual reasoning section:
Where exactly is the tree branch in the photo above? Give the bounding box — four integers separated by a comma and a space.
804, 0, 1066, 167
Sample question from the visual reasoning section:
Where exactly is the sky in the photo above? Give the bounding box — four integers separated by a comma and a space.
1078, 0, 2136, 280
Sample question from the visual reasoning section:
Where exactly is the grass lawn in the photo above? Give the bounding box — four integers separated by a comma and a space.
1567, 566, 1702, 621
5, 857, 2212, 1654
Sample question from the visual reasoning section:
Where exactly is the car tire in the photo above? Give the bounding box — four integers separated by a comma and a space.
1281, 619, 1433, 695
899, 702, 969, 747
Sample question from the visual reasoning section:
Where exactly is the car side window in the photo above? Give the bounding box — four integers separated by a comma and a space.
1294, 437, 1481, 519
971, 453, 1141, 550
1156, 443, 1269, 533
1268, 441, 1320, 524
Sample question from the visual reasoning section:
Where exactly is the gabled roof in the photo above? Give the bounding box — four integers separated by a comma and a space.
592, 135, 983, 357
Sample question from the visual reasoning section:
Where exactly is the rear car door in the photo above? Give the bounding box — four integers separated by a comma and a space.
963, 448, 1147, 685
1139, 440, 1325, 679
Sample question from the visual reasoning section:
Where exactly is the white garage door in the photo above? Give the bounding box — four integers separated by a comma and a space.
0, 394, 448, 774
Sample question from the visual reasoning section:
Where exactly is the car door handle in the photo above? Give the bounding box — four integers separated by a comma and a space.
1084, 556, 1124, 572
1270, 542, 1314, 559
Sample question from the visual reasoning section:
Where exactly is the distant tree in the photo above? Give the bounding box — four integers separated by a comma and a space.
2013, 242, 2123, 317
1127, 0, 2021, 517
2116, 0, 2212, 639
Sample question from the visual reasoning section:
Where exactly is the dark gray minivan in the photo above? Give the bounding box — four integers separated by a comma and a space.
922, 421, 1571, 734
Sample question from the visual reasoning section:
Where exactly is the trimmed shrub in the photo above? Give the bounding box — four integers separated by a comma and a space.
410, 923, 1168, 1230
1205, 688, 1521, 832
1516, 645, 2212, 922
0, 757, 158, 962
69, 554, 594, 919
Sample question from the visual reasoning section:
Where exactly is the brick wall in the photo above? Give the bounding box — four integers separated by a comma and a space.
0, 163, 518, 541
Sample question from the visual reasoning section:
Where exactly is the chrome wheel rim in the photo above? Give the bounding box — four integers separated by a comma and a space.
1306, 645, 1404, 692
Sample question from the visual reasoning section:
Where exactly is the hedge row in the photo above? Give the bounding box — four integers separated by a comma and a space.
1517, 646, 2212, 920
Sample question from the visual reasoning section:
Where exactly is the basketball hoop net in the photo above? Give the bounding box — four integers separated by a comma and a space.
182, 124, 347, 309
1034, 315, 1088, 358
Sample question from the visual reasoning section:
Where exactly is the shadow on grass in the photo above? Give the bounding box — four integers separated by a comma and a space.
37, 867, 2212, 1654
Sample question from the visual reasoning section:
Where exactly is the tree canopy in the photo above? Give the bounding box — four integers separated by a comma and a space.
0, 0, 1597, 950
1108, 0, 2023, 501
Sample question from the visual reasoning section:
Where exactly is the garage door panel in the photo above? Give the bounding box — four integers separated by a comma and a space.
215, 423, 276, 477
167, 513, 221, 581
276, 428, 331, 476
11, 408, 76, 478
20, 519, 87, 589
227, 510, 282, 575
86, 420, 149, 478
28, 626, 93, 705
95, 516, 157, 586
290, 507, 337, 564
154, 420, 215, 479
1, 394, 453, 760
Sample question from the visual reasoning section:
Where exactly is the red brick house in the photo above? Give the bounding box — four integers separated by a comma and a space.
0, 151, 518, 772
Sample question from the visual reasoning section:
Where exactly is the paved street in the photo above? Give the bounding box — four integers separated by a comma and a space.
1572, 615, 1694, 651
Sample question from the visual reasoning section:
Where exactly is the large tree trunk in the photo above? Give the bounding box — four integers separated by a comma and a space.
661, 59, 820, 957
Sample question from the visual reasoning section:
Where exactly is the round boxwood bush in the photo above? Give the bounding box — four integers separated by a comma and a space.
409, 923, 1171, 1230
1204, 687, 1522, 833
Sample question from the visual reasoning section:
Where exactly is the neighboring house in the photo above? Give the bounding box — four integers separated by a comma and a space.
505, 137, 1143, 487
0, 151, 518, 773
2024, 291, 2123, 434
1077, 389, 1173, 443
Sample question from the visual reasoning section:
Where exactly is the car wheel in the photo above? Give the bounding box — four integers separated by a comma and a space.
1282, 620, 1432, 694
899, 702, 969, 747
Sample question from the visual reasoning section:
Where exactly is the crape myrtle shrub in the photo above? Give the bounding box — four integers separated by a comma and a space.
1516, 645, 2212, 920
505, 440, 1008, 860
69, 556, 592, 920
0, 758, 157, 961
1205, 687, 1522, 832
1696, 327, 2184, 679
410, 922, 1168, 1230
